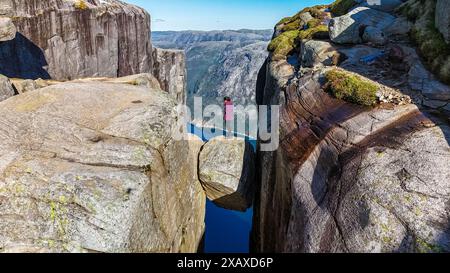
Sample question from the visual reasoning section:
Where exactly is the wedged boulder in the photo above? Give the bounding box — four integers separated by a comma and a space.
355, 0, 405, 12
0, 79, 205, 253
198, 136, 255, 212
329, 7, 395, 44
0, 17, 15, 41
300, 40, 339, 68
436, 0, 450, 43
0, 74, 15, 101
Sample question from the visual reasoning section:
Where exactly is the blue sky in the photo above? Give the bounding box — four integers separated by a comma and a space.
126, 0, 333, 31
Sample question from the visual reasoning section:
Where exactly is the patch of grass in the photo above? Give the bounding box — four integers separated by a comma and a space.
330, 0, 356, 17
404, 0, 450, 84
298, 24, 329, 40
276, 5, 330, 33
325, 69, 378, 106
269, 5, 330, 60
268, 30, 300, 60
280, 20, 302, 32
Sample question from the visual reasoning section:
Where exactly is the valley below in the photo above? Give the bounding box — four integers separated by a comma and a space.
0, 0, 449, 254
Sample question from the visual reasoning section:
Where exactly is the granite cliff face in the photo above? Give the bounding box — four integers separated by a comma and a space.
0, 1, 206, 253
0, 0, 185, 102
253, 1, 450, 253
0, 76, 205, 253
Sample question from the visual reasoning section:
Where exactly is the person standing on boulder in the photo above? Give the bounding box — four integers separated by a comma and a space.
223, 97, 234, 137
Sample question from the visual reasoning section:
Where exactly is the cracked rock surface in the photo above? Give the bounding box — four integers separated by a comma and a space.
0, 79, 205, 253
253, 3, 450, 253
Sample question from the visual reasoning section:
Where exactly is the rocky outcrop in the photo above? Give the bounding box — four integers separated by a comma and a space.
0, 16, 15, 41
253, 2, 450, 253
152, 47, 187, 104
0, 0, 187, 103
2, 0, 152, 80
355, 0, 404, 12
329, 7, 395, 44
436, 0, 450, 43
0, 78, 205, 253
0, 74, 14, 101
198, 136, 255, 212
300, 40, 338, 68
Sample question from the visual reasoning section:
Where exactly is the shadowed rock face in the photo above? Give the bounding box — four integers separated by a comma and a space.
0, 78, 205, 253
255, 67, 450, 253
0, 33, 51, 79
253, 2, 450, 253
0, 74, 15, 101
436, 0, 450, 43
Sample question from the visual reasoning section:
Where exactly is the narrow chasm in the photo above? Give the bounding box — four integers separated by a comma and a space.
190, 123, 257, 253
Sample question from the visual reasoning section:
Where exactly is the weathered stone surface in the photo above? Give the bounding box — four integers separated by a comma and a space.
408, 62, 450, 101
384, 17, 412, 37
362, 26, 387, 46
300, 40, 338, 68
0, 74, 14, 101
0, 16, 15, 41
152, 47, 187, 104
0, 79, 205, 253
329, 7, 395, 44
10, 79, 38, 94
0, 1, 187, 101
4, 0, 151, 80
199, 136, 255, 212
253, 52, 450, 253
75, 73, 162, 91
423, 99, 448, 109
355, 0, 405, 12
436, 0, 450, 43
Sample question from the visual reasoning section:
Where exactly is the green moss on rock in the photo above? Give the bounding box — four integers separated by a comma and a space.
401, 0, 450, 84
330, 0, 356, 17
269, 5, 330, 60
299, 24, 329, 40
268, 30, 300, 60
325, 69, 378, 106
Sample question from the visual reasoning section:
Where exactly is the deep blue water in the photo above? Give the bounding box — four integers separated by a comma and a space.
187, 123, 255, 253
204, 200, 253, 253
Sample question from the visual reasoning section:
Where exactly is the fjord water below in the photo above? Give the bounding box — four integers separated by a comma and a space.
204, 200, 254, 253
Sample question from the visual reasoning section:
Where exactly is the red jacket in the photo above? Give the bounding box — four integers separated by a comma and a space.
224, 101, 234, 121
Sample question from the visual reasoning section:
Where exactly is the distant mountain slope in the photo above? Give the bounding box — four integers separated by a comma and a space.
152, 30, 272, 107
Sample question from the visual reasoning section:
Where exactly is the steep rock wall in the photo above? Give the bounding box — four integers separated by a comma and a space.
0, 0, 186, 101
152, 47, 187, 104
253, 3, 450, 253
0, 77, 205, 253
